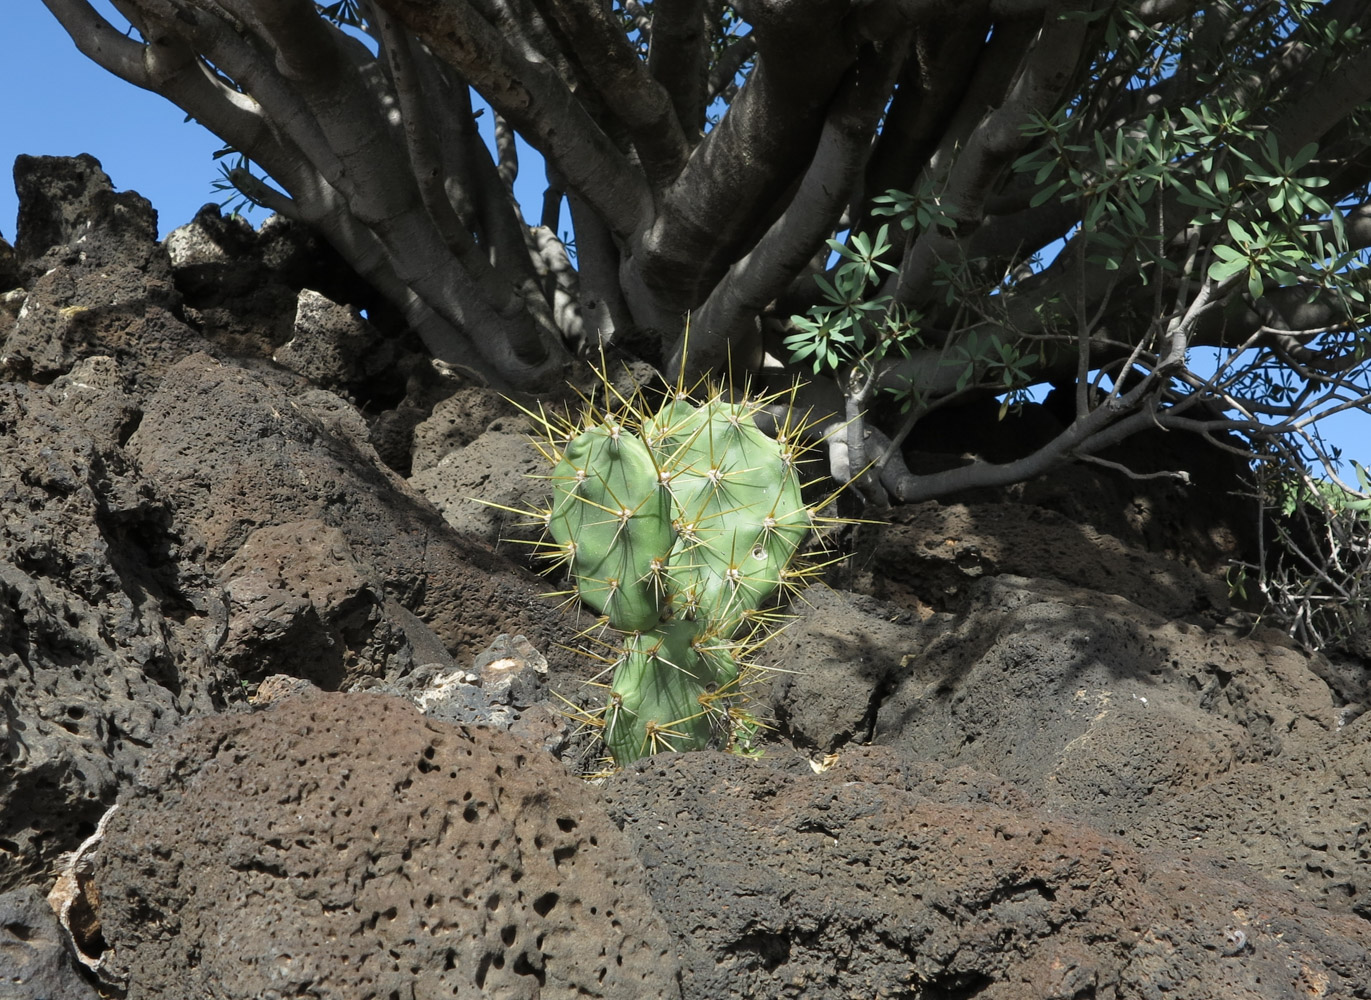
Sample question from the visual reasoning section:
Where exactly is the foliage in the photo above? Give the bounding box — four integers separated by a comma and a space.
1235, 457, 1371, 657
787, 4, 1370, 498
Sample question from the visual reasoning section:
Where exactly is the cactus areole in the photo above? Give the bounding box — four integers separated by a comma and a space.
542, 390, 817, 763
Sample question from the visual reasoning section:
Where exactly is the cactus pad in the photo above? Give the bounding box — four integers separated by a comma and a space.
523, 376, 830, 765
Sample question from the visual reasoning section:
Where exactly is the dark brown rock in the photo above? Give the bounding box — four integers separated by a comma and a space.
0, 233, 18, 293
0, 372, 231, 892
13, 153, 157, 265
411, 386, 520, 474
273, 288, 394, 392
4, 151, 1368, 1000
164, 206, 403, 376
4, 155, 203, 388
769, 574, 1366, 915
93, 690, 684, 1000
602, 747, 1371, 1000
0, 886, 102, 999
216, 519, 424, 689
126, 353, 582, 677
409, 422, 547, 548
359, 351, 465, 475
847, 498, 1231, 620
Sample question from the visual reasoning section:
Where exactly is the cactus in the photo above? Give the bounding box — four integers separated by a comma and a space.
528, 379, 827, 764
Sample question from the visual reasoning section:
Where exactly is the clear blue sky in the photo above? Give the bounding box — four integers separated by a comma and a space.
3, 4, 1367, 475
2, 4, 228, 242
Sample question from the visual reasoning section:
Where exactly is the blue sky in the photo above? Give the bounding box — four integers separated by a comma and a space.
3, 4, 1367, 474
2, 4, 228, 242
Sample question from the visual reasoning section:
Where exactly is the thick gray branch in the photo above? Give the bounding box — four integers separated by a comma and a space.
373, 0, 651, 242
539, 0, 690, 190
624, 0, 862, 321
648, 0, 711, 138
890, 4, 1092, 310
680, 36, 910, 379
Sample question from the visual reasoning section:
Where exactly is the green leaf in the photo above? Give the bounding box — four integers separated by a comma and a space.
1029, 179, 1066, 207
1263, 131, 1281, 166
1208, 257, 1248, 282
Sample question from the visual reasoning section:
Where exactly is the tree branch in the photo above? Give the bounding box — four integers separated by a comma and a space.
538, 0, 690, 191
43, 0, 151, 84
567, 189, 632, 349
679, 35, 910, 378
373, 0, 651, 242
624, 0, 864, 320
854, 6, 993, 235
647, 0, 710, 139
706, 31, 756, 103
890, 4, 1093, 310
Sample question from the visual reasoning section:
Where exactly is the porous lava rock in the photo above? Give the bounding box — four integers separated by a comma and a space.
4, 154, 205, 388
216, 518, 427, 689
92, 689, 683, 1000
12, 153, 158, 265
0, 365, 231, 892
847, 498, 1230, 620
409, 421, 547, 548
769, 573, 1369, 916
165, 204, 385, 361
601, 747, 1371, 1000
272, 287, 395, 393
0, 233, 19, 293
0, 159, 583, 904
899, 392, 1257, 577
410, 385, 517, 474
125, 352, 581, 676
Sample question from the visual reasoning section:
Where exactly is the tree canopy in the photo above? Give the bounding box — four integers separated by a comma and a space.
42, 0, 1371, 508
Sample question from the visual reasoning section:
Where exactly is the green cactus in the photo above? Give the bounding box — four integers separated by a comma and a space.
546, 420, 673, 632
532, 380, 827, 765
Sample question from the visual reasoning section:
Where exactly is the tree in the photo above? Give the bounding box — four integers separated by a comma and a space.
42, 0, 1371, 508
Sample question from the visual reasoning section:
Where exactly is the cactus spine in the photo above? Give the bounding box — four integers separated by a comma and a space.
536, 381, 821, 764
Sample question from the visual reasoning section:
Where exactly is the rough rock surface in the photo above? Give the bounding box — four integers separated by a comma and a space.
846, 498, 1231, 620
602, 747, 1371, 1000
273, 287, 394, 393
0, 233, 19, 293
165, 204, 384, 363
0, 366, 229, 892
4, 154, 203, 388
898, 393, 1257, 577
0, 885, 102, 1000
215, 518, 425, 689
126, 352, 580, 673
93, 690, 683, 1000
769, 569, 1369, 916
0, 157, 583, 903
12, 153, 158, 265
410, 385, 517, 474
410, 421, 547, 548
